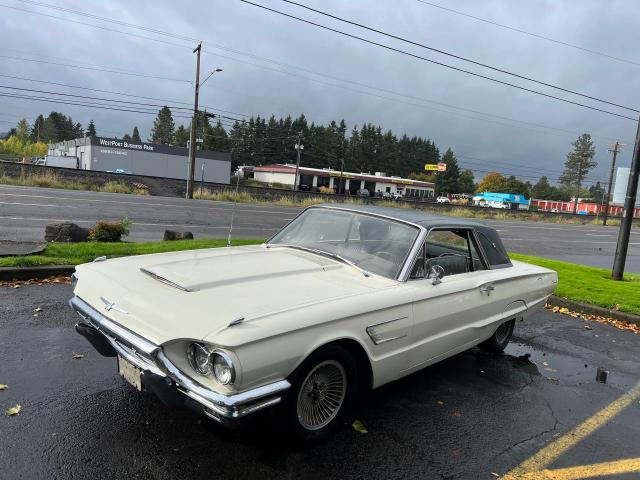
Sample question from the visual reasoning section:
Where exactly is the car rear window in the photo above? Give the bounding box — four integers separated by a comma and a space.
477, 230, 511, 267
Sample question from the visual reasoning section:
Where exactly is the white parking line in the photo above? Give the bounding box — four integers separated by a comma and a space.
0, 202, 77, 208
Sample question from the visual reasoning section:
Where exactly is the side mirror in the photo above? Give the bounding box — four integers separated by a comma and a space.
429, 264, 445, 285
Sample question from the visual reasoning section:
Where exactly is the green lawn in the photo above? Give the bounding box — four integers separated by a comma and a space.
1, 240, 637, 316
510, 253, 640, 316
0, 239, 264, 267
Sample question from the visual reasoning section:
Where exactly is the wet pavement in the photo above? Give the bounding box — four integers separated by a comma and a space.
1, 283, 639, 479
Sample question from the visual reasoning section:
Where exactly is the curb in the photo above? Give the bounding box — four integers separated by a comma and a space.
547, 295, 640, 327
0, 265, 75, 281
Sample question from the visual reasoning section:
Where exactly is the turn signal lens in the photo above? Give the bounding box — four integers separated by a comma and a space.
212, 353, 235, 385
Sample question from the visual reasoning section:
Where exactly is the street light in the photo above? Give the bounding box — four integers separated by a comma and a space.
201, 68, 223, 87
294, 140, 304, 190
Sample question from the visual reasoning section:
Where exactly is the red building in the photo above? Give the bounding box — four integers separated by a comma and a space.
531, 199, 640, 217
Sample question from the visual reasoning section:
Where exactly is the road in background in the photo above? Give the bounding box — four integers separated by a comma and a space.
1, 283, 639, 479
1, 184, 638, 272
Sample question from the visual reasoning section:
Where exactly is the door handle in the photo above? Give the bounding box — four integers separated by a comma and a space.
479, 285, 495, 295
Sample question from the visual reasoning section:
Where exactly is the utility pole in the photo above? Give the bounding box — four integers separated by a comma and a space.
603, 142, 625, 226
612, 117, 640, 280
339, 157, 345, 195
186, 42, 202, 199
294, 132, 303, 191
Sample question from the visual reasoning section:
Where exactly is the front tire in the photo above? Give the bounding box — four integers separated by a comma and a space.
282, 345, 358, 443
479, 318, 515, 353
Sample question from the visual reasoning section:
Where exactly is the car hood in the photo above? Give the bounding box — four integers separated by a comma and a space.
73, 245, 394, 345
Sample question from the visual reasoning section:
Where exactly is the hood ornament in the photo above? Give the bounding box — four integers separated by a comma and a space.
100, 297, 128, 314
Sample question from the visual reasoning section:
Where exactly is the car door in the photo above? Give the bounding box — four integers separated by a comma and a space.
404, 228, 507, 371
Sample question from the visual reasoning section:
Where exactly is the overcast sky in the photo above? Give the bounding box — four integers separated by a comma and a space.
1, 0, 639, 186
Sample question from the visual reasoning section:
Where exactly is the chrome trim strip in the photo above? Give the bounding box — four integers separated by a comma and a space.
69, 296, 158, 356
155, 349, 291, 413
140, 267, 194, 292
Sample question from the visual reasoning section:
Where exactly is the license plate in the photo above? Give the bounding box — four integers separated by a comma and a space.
117, 355, 141, 391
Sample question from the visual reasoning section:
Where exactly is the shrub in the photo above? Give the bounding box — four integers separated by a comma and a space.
88, 218, 132, 242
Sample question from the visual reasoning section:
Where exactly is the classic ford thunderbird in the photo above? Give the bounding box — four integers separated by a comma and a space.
70, 204, 557, 440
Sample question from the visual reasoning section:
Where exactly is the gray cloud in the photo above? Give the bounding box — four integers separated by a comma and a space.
1, 0, 638, 186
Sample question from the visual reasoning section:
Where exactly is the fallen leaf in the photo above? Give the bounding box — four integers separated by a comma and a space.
584, 325, 593, 330
72, 352, 85, 359
0, 384, 7, 391
437, 400, 444, 405
543, 361, 549, 366
352, 419, 368, 434
5, 404, 21, 416
452, 411, 461, 417
33, 307, 42, 313
491, 474, 500, 478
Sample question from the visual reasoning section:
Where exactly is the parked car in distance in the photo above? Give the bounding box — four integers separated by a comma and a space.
550, 208, 560, 213
436, 196, 450, 204
392, 193, 403, 200
70, 204, 557, 441
357, 188, 370, 197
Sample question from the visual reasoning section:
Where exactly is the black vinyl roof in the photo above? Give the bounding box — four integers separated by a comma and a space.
314, 203, 486, 229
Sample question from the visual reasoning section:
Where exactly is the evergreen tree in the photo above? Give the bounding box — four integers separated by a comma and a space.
174, 125, 189, 147
86, 120, 97, 137
150, 106, 175, 144
131, 126, 141, 142
532, 176, 552, 199
458, 169, 475, 194
123, 134, 132, 142
435, 149, 461, 194
16, 119, 30, 141
588, 181, 606, 203
560, 134, 596, 213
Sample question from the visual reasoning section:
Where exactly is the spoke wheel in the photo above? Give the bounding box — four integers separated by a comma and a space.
296, 360, 347, 431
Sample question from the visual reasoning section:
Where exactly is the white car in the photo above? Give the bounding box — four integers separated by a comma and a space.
70, 205, 557, 441
436, 196, 450, 204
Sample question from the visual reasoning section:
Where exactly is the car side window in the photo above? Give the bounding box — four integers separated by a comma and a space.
411, 229, 486, 279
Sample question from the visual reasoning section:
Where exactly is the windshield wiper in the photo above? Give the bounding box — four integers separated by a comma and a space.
268, 244, 371, 277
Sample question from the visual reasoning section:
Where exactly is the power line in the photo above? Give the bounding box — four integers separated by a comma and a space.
4, 0, 627, 144
0, 53, 190, 83
0, 74, 250, 118
414, 0, 640, 68
281, 0, 639, 113
238, 0, 637, 121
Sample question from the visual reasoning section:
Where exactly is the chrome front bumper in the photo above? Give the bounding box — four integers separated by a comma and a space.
69, 296, 290, 423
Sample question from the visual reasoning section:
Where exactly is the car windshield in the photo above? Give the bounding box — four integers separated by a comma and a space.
268, 208, 420, 279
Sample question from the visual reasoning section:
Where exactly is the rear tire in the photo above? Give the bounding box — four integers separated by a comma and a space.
479, 318, 515, 353
282, 344, 358, 443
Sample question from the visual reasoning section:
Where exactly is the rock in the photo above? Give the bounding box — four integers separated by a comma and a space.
45, 222, 89, 243
163, 230, 194, 241
163, 230, 178, 241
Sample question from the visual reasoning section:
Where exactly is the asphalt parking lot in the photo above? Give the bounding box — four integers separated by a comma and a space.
2, 283, 639, 479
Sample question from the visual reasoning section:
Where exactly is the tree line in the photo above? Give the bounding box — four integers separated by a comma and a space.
4, 108, 601, 206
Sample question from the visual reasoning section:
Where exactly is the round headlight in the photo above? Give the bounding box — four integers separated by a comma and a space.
212, 352, 235, 385
187, 343, 212, 375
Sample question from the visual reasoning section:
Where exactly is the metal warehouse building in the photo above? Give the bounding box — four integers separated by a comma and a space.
48, 136, 231, 184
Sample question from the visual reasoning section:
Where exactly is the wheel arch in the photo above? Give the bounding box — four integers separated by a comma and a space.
291, 337, 374, 393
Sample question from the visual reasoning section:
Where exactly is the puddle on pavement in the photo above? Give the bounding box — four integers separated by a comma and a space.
503, 342, 603, 386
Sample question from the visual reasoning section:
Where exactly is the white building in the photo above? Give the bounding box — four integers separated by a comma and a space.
243, 164, 435, 198
613, 167, 640, 207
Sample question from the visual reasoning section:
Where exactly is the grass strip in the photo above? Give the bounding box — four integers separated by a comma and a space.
0, 239, 264, 267
1, 240, 636, 315
510, 253, 639, 316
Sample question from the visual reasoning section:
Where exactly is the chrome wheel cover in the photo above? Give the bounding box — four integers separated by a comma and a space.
296, 360, 347, 430
495, 321, 512, 345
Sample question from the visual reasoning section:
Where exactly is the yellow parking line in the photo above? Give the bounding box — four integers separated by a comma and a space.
502, 380, 640, 479
539, 458, 640, 479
